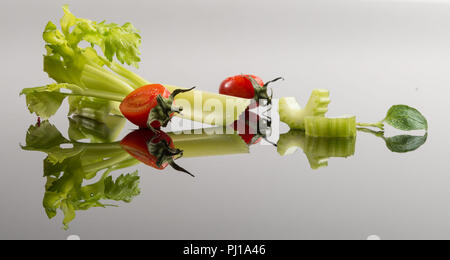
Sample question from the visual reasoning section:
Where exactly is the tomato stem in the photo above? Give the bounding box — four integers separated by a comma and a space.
169, 160, 195, 178
247, 76, 284, 106
263, 77, 284, 88
146, 87, 196, 131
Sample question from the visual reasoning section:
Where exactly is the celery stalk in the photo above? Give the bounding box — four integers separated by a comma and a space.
279, 89, 330, 130
304, 116, 356, 137
165, 85, 251, 126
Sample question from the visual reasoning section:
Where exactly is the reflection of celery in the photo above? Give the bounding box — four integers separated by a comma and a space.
68, 115, 126, 143
278, 130, 356, 169
168, 127, 249, 158
22, 120, 140, 229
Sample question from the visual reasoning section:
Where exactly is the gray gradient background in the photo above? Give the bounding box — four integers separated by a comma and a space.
1, 0, 449, 239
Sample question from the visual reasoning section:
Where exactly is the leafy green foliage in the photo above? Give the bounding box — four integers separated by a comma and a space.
21, 89, 66, 119
21, 83, 125, 120
357, 104, 428, 133
384, 105, 428, 131
22, 5, 148, 121
59, 5, 141, 67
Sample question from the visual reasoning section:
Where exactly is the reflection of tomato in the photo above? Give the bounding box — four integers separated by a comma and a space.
232, 110, 264, 145
120, 129, 194, 177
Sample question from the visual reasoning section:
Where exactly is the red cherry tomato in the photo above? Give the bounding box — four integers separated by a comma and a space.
219, 75, 264, 99
120, 85, 194, 130
120, 84, 171, 129
219, 75, 283, 106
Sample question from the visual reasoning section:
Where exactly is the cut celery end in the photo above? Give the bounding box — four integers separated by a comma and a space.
165, 85, 251, 126
168, 127, 249, 158
278, 89, 330, 130
278, 97, 305, 130
305, 116, 356, 138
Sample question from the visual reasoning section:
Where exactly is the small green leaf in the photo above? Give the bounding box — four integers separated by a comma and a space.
384, 105, 428, 131
21, 88, 67, 119
384, 134, 428, 153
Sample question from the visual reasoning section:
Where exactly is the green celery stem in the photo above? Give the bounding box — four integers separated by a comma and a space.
356, 122, 384, 129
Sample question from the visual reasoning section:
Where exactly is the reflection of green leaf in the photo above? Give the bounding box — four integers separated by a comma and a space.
61, 201, 76, 230
104, 171, 141, 202
22, 117, 141, 229
384, 105, 428, 131
384, 134, 428, 153
41, 153, 140, 229
43, 157, 66, 177
22, 121, 84, 163
357, 128, 428, 153
24, 121, 68, 149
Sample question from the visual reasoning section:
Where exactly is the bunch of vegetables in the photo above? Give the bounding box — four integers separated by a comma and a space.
277, 91, 428, 164
21, 6, 430, 169
19, 5, 432, 231
21, 5, 428, 140
21, 6, 252, 129
279, 91, 428, 137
